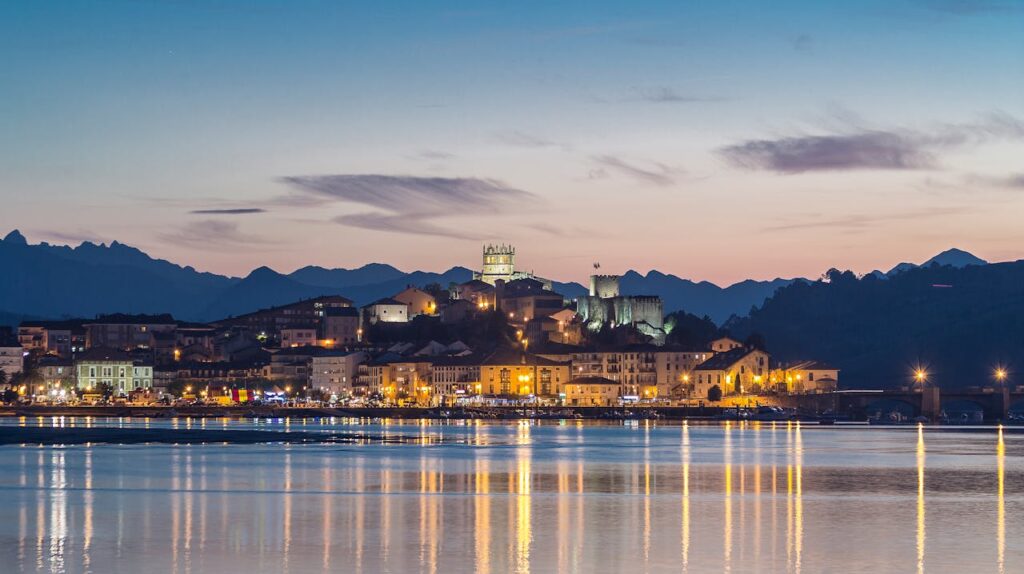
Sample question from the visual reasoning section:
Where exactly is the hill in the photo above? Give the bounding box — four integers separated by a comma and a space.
727, 262, 1024, 389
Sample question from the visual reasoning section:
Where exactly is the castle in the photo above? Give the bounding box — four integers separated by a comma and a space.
576, 273, 665, 344
472, 244, 552, 289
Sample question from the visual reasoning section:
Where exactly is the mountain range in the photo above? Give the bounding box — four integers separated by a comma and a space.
0, 229, 991, 326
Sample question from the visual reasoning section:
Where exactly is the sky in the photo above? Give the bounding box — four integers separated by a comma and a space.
2, 0, 1023, 285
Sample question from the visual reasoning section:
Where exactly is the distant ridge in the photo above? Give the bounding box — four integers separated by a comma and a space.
0, 230, 995, 326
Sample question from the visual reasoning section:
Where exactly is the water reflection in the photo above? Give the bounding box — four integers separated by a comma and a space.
917, 423, 926, 574
997, 425, 1005, 574
0, 421, 1018, 573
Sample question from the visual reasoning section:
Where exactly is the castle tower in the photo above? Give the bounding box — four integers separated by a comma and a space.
589, 274, 621, 299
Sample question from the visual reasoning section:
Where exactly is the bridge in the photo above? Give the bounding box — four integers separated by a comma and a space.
777, 387, 1024, 422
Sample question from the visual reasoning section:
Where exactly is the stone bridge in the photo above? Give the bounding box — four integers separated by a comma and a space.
778, 388, 1024, 422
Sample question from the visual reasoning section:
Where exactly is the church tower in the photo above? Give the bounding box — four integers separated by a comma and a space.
476, 244, 516, 285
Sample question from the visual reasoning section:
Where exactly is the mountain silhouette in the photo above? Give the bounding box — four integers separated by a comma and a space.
0, 230, 996, 329
727, 261, 1024, 389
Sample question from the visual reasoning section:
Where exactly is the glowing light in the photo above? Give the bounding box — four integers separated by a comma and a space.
994, 368, 1007, 382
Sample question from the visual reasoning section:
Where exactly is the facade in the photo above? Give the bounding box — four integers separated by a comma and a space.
320, 307, 360, 345
563, 376, 620, 406
653, 348, 715, 399
309, 351, 367, 397
18, 320, 79, 357
451, 280, 495, 308
710, 337, 744, 353
84, 314, 177, 350
280, 326, 317, 348
498, 278, 566, 323
575, 274, 665, 344
693, 347, 770, 398
770, 361, 839, 393
38, 356, 74, 389
362, 298, 409, 324
0, 334, 24, 379
479, 349, 571, 399
429, 355, 481, 400
213, 295, 353, 336
393, 287, 437, 317
75, 347, 153, 394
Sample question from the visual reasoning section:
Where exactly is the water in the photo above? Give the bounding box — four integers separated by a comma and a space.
0, 417, 1019, 573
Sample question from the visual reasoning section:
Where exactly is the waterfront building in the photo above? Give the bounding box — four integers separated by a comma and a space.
479, 349, 571, 400
769, 361, 840, 393
38, 356, 73, 389
0, 332, 24, 379
429, 355, 481, 401
75, 347, 153, 394
309, 350, 367, 397
693, 347, 770, 398
563, 376, 620, 406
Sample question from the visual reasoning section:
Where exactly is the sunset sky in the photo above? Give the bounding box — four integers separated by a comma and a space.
2, 1, 1023, 285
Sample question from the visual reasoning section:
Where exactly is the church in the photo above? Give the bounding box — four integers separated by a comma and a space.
471, 244, 553, 290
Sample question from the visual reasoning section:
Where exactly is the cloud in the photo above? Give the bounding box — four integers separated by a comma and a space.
159, 220, 269, 249
590, 155, 682, 186
721, 113, 1024, 173
279, 174, 539, 239
761, 206, 972, 233
333, 213, 480, 240
722, 131, 932, 173
413, 150, 456, 160
492, 131, 561, 148
631, 87, 725, 104
189, 208, 266, 215
33, 229, 107, 245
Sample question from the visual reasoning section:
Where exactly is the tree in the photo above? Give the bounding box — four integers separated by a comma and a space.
744, 332, 768, 351
95, 381, 113, 399
0, 369, 7, 388
708, 384, 723, 403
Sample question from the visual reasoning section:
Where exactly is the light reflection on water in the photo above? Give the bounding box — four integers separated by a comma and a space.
0, 419, 1021, 573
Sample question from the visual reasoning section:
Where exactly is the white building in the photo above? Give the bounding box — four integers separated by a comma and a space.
0, 335, 24, 379
309, 350, 367, 397
362, 298, 408, 324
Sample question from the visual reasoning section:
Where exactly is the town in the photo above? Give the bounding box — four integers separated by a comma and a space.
0, 245, 841, 412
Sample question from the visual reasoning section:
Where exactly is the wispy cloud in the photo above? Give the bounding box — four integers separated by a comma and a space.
590, 155, 682, 187
159, 220, 269, 249
721, 113, 1024, 173
189, 208, 266, 215
761, 206, 972, 233
492, 131, 562, 149
279, 174, 539, 240
630, 87, 726, 104
412, 150, 456, 160
32, 229, 108, 245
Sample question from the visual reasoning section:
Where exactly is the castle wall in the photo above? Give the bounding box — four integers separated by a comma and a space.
589, 275, 621, 298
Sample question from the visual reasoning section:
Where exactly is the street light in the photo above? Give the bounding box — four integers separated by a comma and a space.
995, 367, 1008, 384
914, 368, 927, 386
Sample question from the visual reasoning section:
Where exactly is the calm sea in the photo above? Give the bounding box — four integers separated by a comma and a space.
0, 417, 1018, 573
